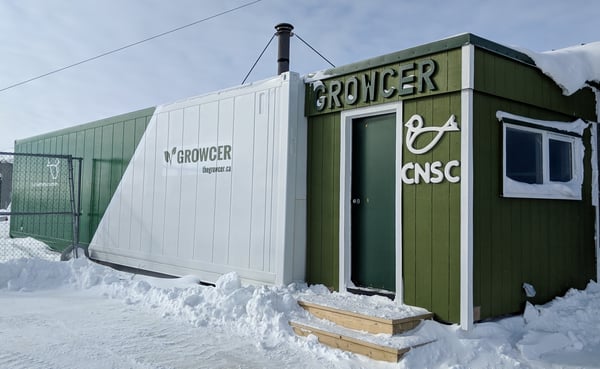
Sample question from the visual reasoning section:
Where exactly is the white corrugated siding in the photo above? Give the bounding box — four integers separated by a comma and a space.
90, 73, 306, 285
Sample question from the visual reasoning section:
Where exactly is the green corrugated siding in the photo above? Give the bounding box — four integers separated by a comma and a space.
306, 113, 340, 290
11, 137, 82, 249
472, 49, 597, 320
306, 49, 463, 322
13, 107, 155, 249
474, 48, 596, 121
402, 93, 461, 323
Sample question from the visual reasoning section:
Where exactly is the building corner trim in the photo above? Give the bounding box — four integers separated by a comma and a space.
595, 90, 600, 283
460, 44, 475, 330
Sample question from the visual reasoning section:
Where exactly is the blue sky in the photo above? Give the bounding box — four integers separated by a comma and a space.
1, 0, 598, 151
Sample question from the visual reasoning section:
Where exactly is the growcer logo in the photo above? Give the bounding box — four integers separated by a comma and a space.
163, 144, 233, 175
164, 147, 177, 164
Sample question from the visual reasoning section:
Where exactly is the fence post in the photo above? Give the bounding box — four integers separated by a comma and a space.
67, 156, 79, 258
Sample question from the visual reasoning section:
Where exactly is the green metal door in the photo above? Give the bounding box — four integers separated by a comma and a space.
351, 113, 396, 291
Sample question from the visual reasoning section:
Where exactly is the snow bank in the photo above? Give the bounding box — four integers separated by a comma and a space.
401, 283, 600, 368
0, 212, 61, 262
518, 282, 600, 363
1, 257, 600, 368
522, 41, 600, 96
0, 258, 326, 354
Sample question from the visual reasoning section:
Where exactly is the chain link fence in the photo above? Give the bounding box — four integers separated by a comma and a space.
0, 152, 82, 262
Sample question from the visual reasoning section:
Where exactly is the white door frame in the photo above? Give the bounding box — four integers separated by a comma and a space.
338, 101, 404, 303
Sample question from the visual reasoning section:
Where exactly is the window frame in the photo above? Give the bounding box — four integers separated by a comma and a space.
502, 122, 583, 200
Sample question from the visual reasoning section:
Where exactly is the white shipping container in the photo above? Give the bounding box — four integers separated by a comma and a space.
89, 73, 306, 285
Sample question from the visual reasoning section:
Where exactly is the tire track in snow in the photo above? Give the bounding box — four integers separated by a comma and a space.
0, 291, 337, 369
0, 351, 59, 369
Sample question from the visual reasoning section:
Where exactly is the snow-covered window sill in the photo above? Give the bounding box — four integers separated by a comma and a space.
498, 111, 586, 201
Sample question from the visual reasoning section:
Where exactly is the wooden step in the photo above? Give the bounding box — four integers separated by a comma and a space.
290, 319, 431, 362
297, 298, 434, 335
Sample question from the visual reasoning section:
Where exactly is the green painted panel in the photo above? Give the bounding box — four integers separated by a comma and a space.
402, 93, 462, 323
431, 96, 452, 320
321, 117, 336, 286
307, 116, 323, 284
111, 122, 125, 194
306, 114, 340, 290
89, 126, 103, 234
474, 48, 596, 121
135, 116, 148, 145
402, 102, 418, 304
123, 119, 136, 160
413, 98, 434, 311
472, 93, 596, 320
12, 107, 155, 248
81, 128, 96, 243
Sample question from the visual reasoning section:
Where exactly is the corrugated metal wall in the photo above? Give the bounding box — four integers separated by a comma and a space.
402, 93, 461, 323
14, 108, 155, 247
0, 162, 12, 209
306, 113, 341, 289
89, 73, 307, 285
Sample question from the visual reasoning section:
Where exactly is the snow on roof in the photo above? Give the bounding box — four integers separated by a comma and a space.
304, 35, 600, 99
521, 41, 600, 96
496, 111, 589, 135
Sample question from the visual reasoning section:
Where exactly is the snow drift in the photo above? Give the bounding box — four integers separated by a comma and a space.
1, 256, 600, 368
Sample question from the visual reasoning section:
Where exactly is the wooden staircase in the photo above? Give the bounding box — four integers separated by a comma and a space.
289, 294, 434, 362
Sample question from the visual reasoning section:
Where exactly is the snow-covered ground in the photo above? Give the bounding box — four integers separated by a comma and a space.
0, 210, 60, 262
2, 218, 600, 369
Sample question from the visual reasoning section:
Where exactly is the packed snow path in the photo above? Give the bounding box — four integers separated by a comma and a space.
0, 289, 333, 369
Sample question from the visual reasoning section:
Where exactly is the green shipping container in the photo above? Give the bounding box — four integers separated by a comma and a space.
13, 108, 155, 250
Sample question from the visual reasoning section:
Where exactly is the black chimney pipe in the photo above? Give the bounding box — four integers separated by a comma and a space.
275, 23, 294, 75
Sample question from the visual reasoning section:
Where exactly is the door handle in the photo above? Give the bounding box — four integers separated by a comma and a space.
352, 198, 361, 204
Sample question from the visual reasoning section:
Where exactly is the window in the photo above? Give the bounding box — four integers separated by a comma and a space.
503, 122, 583, 200
505, 128, 543, 184
549, 139, 572, 182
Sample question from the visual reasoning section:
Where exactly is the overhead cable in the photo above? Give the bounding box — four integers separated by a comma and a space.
294, 33, 336, 68
0, 0, 262, 93
241, 30, 336, 83
241, 33, 276, 84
